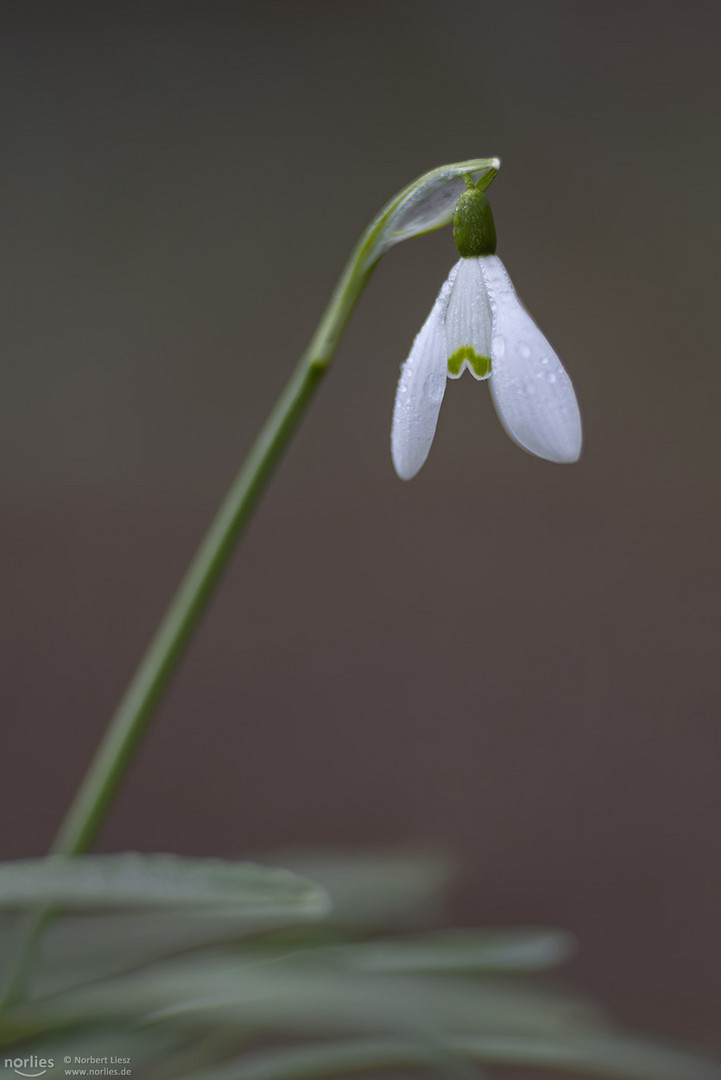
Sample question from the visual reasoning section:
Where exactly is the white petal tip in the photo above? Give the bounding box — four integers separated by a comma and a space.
480, 257, 583, 468
390, 269, 455, 482
527, 425, 583, 465
498, 407, 583, 466
543, 444, 582, 465
392, 459, 422, 482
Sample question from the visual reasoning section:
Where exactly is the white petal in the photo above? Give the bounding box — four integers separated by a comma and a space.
481, 256, 582, 463
445, 258, 493, 379
391, 266, 458, 480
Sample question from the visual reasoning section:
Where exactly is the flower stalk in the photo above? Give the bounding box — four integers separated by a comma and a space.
48, 157, 500, 860
1, 159, 500, 1007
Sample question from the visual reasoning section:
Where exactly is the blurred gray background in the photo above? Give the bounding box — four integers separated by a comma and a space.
2, 0, 720, 1051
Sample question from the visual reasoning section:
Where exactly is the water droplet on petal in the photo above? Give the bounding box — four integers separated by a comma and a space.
424, 372, 446, 403
520, 343, 531, 359
492, 335, 505, 358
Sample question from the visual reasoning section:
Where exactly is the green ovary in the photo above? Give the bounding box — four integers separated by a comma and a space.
447, 346, 491, 378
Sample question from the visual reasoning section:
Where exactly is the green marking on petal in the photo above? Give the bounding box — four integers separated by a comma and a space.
447, 346, 491, 378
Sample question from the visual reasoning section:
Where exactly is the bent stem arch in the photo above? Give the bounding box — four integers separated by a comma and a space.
1, 158, 499, 1008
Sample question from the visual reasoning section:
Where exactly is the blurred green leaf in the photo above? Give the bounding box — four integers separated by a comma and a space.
15, 952, 602, 1040
334, 927, 576, 974
1, 852, 718, 1080
269, 851, 454, 929
0, 912, 305, 998
0, 855, 330, 918
0, 853, 453, 1001
179, 1034, 721, 1080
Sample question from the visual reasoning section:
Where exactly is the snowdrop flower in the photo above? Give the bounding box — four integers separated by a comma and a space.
391, 179, 582, 479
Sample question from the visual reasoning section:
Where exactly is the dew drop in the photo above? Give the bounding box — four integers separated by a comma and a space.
424, 372, 446, 403
492, 335, 505, 358
520, 343, 531, 359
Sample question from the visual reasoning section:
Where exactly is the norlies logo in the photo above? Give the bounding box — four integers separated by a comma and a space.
4, 1057, 54, 1078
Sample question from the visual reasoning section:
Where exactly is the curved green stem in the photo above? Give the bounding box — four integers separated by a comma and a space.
52, 242, 375, 859
49, 155, 500, 859
1, 158, 500, 1009
0, 250, 372, 1014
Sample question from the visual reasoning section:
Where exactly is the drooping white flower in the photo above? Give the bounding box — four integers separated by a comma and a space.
391, 183, 582, 480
